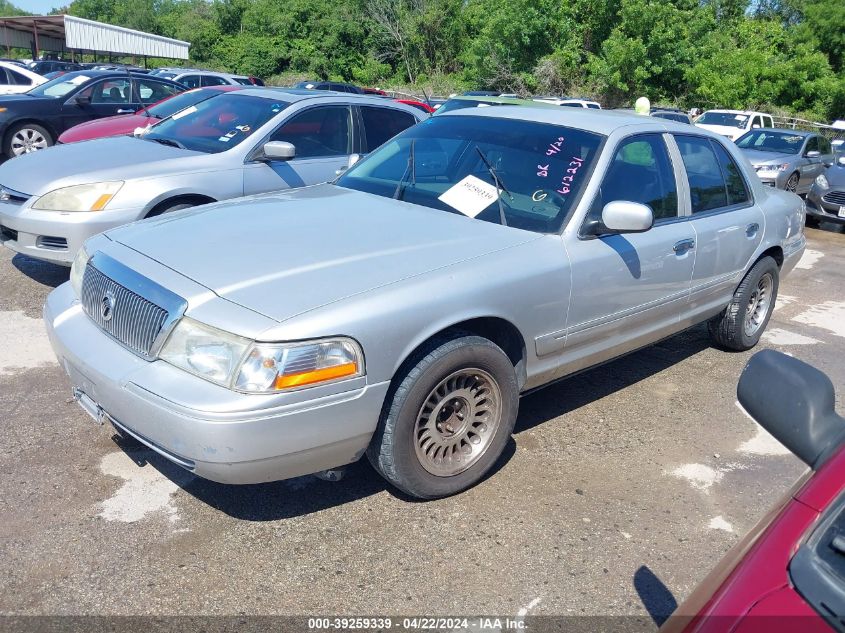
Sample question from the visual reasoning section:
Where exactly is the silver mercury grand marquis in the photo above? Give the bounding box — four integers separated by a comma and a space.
0, 88, 424, 264
45, 107, 806, 499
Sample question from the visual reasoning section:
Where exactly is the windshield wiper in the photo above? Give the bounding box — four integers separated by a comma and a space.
393, 139, 416, 201
147, 137, 186, 150
475, 146, 512, 227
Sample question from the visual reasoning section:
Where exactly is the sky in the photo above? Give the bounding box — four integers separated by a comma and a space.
17, 1, 63, 14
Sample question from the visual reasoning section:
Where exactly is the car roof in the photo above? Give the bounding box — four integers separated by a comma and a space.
437, 104, 704, 135
448, 95, 558, 107
704, 109, 770, 116
747, 127, 811, 136
228, 87, 423, 108
49, 69, 169, 80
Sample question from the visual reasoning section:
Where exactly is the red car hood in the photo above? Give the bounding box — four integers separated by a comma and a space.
58, 113, 156, 144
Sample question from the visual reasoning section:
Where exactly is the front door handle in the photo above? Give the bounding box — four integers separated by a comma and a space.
746, 223, 759, 237
673, 238, 695, 254
116, 108, 134, 114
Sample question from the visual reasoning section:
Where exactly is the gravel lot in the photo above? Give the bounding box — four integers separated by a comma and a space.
0, 222, 843, 627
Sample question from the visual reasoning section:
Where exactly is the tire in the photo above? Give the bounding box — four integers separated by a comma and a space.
784, 172, 799, 193
146, 201, 196, 218
367, 334, 519, 499
708, 256, 779, 351
4, 122, 53, 158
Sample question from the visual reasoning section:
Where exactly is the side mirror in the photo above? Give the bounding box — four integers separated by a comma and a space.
599, 200, 654, 234
805, 150, 821, 158
335, 153, 361, 176
73, 93, 91, 106
752, 124, 760, 129
738, 349, 845, 469
839, 156, 845, 167
261, 141, 296, 161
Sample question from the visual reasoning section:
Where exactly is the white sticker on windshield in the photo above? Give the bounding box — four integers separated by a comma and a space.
70, 75, 90, 85
438, 175, 498, 218
171, 105, 197, 120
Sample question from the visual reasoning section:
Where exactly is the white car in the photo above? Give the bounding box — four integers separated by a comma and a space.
533, 97, 601, 109
695, 109, 774, 142
0, 61, 46, 95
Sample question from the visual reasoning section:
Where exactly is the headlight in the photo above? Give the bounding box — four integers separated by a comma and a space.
69, 245, 89, 297
235, 338, 364, 393
160, 317, 251, 386
758, 163, 790, 173
815, 174, 829, 189
31, 181, 124, 212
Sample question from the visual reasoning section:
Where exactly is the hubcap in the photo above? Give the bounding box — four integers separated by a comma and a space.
744, 272, 774, 337
11, 129, 48, 156
785, 175, 798, 192
414, 368, 502, 477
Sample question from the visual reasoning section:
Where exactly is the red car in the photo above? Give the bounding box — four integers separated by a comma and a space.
663, 350, 845, 633
58, 85, 246, 144
395, 98, 435, 114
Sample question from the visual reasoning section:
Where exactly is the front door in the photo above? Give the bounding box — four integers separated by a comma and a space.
562, 134, 695, 371
243, 105, 353, 194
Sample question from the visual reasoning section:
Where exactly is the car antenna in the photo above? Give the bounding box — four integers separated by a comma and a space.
421, 87, 431, 107
126, 66, 152, 119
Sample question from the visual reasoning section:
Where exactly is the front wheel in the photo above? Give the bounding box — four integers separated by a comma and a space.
709, 256, 779, 351
368, 335, 518, 499
784, 172, 799, 193
5, 123, 53, 158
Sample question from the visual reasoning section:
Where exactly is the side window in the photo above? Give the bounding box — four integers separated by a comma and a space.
180, 75, 201, 89
764, 115, 774, 128
360, 106, 417, 152
9, 69, 31, 86
588, 134, 678, 223
91, 79, 130, 104
711, 141, 750, 206
819, 137, 832, 155
751, 115, 762, 129
0, 69, 11, 85
137, 79, 179, 103
270, 106, 352, 159
201, 75, 228, 87
805, 136, 819, 155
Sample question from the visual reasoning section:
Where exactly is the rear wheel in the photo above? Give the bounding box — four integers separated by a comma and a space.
709, 256, 779, 351
5, 123, 52, 158
367, 335, 518, 499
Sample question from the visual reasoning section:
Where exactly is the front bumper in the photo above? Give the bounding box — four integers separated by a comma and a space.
755, 170, 786, 189
44, 283, 389, 484
0, 201, 144, 265
806, 188, 845, 224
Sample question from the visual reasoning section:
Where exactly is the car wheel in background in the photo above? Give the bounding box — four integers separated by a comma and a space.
146, 201, 196, 218
785, 172, 799, 193
367, 334, 518, 499
708, 256, 779, 351
5, 123, 53, 157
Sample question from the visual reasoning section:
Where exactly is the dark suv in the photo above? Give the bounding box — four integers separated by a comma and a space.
294, 80, 364, 94
27, 60, 82, 76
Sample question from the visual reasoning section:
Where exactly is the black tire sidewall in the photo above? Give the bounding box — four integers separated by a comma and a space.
5, 123, 52, 158
383, 337, 518, 499
734, 257, 779, 348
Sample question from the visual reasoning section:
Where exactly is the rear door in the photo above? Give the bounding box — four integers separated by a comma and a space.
242, 104, 353, 194
562, 133, 696, 368
357, 104, 418, 154
671, 133, 764, 321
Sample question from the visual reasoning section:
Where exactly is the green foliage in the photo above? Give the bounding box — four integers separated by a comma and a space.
57, 0, 845, 121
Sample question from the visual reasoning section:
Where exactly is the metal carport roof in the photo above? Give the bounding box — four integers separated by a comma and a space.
0, 15, 190, 60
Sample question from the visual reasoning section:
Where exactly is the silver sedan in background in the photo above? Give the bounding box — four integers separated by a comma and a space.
0, 89, 425, 264
806, 155, 845, 225
736, 128, 834, 193
45, 107, 804, 499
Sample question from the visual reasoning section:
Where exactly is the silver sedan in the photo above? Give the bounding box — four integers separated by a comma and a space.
44, 106, 805, 499
736, 128, 835, 193
0, 89, 424, 264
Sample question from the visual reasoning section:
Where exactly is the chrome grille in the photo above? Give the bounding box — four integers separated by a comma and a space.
81, 264, 169, 357
822, 190, 845, 205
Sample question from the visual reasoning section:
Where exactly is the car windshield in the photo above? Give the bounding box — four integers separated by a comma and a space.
143, 93, 289, 154
28, 73, 92, 98
697, 111, 749, 127
337, 115, 604, 233
736, 130, 805, 154
148, 88, 221, 119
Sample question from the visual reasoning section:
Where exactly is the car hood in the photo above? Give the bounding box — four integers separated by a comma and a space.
107, 184, 541, 323
823, 164, 845, 187
59, 113, 150, 143
0, 93, 48, 105
0, 136, 202, 196
695, 123, 743, 139
740, 149, 796, 166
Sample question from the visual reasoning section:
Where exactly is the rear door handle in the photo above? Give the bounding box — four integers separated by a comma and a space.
673, 239, 695, 254
746, 223, 759, 237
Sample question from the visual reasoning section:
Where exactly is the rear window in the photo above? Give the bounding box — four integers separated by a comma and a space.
360, 106, 417, 152
675, 135, 749, 212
